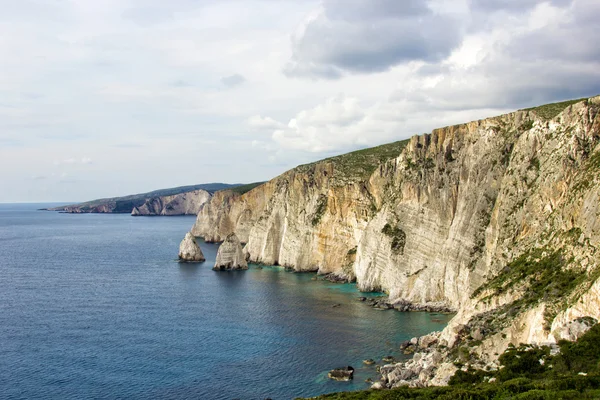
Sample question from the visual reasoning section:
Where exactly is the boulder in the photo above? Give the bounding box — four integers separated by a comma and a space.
328, 366, 354, 381
213, 233, 248, 270
178, 232, 205, 262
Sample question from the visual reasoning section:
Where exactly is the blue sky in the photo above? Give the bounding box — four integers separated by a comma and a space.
1, 0, 599, 202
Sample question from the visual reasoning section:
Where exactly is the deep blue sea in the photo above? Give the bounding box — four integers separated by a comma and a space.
0, 203, 452, 400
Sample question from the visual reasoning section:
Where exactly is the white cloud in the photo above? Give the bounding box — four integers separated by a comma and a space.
247, 115, 286, 130
53, 157, 93, 166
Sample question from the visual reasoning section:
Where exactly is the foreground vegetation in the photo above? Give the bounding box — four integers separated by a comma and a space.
305, 324, 600, 400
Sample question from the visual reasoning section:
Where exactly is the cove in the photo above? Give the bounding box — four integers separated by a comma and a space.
0, 204, 452, 399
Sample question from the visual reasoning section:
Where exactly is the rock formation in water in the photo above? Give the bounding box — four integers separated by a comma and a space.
131, 189, 211, 216
186, 96, 600, 386
213, 233, 248, 270
328, 366, 354, 381
178, 232, 205, 262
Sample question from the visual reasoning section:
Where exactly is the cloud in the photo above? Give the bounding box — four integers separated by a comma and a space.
284, 0, 463, 79
270, 95, 382, 153
247, 115, 286, 130
53, 157, 93, 166
404, 0, 600, 111
469, 0, 572, 12
220, 74, 246, 88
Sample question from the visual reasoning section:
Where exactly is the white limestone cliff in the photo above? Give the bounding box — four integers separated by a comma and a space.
187, 96, 600, 384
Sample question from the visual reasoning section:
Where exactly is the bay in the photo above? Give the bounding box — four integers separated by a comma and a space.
0, 203, 451, 399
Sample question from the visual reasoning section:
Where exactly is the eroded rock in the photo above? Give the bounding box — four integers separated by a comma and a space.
213, 233, 248, 270
178, 232, 205, 262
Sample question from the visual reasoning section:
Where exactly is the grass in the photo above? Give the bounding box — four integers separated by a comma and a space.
304, 324, 600, 400
226, 181, 266, 195
297, 140, 410, 182
521, 98, 588, 120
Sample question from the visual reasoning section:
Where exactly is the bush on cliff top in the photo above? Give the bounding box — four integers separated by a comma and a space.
305, 324, 600, 400
520, 98, 587, 120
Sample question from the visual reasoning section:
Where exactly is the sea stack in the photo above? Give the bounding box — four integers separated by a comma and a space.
213, 233, 248, 270
178, 232, 205, 262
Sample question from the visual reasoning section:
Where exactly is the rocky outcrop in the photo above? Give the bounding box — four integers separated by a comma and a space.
187, 96, 600, 386
328, 366, 354, 381
213, 233, 248, 270
178, 232, 205, 262
132, 189, 211, 216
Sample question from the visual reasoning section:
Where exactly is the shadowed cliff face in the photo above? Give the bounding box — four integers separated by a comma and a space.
190, 97, 600, 357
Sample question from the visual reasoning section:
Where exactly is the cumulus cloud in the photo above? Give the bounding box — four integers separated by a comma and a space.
269, 95, 390, 153
284, 0, 463, 79
247, 115, 286, 130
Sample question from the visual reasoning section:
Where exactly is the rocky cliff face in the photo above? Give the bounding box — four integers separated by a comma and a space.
213, 233, 248, 270
189, 97, 600, 383
132, 189, 211, 216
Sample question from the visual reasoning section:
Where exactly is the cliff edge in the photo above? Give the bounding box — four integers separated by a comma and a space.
188, 96, 600, 385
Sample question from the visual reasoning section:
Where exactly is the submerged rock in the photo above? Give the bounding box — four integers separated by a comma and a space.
213, 233, 248, 270
178, 232, 205, 262
328, 366, 354, 381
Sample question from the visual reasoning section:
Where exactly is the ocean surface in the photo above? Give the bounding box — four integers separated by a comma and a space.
0, 203, 452, 400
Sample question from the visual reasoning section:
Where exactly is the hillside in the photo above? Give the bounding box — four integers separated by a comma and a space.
187, 95, 600, 390
45, 182, 240, 214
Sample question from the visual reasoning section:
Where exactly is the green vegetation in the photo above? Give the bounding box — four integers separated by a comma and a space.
521, 119, 535, 131
471, 249, 580, 303
521, 98, 588, 120
305, 324, 600, 400
226, 181, 266, 195
297, 140, 410, 182
312, 195, 328, 226
469, 248, 592, 331
382, 223, 406, 255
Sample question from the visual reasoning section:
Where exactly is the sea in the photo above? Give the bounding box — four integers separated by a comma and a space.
0, 203, 452, 400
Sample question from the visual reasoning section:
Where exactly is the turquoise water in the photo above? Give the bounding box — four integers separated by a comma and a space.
0, 203, 452, 399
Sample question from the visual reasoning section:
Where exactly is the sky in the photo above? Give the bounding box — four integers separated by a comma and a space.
1, 0, 599, 203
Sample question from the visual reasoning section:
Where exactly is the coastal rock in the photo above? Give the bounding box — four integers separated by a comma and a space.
132, 189, 211, 216
178, 232, 205, 262
363, 359, 376, 365
328, 366, 354, 381
213, 233, 248, 270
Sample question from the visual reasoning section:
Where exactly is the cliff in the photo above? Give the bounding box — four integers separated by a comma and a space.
189, 96, 600, 385
131, 189, 211, 216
